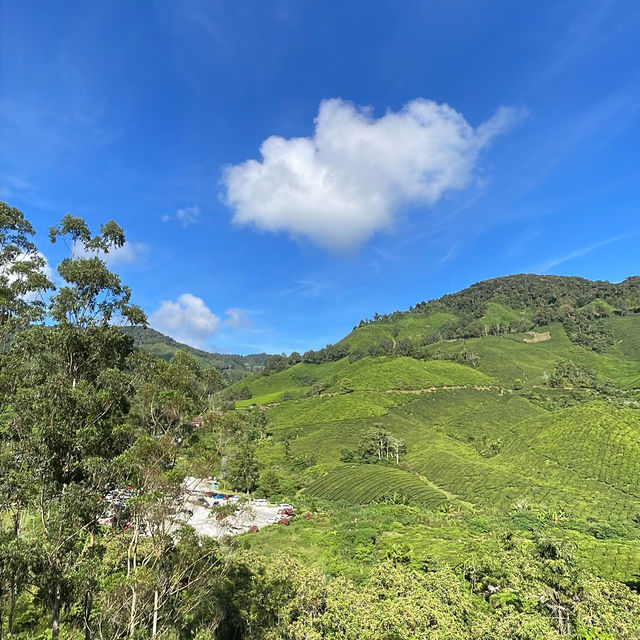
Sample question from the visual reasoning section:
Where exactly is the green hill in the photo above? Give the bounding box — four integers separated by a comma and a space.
222, 274, 640, 587
121, 325, 269, 381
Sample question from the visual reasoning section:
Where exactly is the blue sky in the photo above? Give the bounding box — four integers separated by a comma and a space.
1, 1, 639, 354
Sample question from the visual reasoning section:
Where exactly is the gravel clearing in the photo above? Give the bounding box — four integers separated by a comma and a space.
179, 477, 283, 539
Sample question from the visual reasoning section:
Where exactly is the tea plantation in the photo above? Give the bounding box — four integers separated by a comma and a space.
225, 275, 640, 594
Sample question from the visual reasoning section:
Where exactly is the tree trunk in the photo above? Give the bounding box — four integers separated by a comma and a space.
83, 530, 95, 640
8, 509, 20, 636
84, 589, 93, 640
129, 588, 137, 638
128, 517, 139, 638
51, 581, 61, 640
8, 583, 16, 636
152, 588, 159, 637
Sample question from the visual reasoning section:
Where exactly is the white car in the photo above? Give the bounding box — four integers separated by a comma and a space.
251, 498, 268, 506
278, 503, 293, 510
228, 495, 241, 504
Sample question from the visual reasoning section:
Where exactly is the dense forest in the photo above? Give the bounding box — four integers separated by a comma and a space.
121, 326, 269, 383
2, 201, 640, 639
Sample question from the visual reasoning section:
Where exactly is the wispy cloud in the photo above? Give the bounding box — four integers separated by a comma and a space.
542, 0, 619, 81
504, 77, 640, 201
276, 279, 331, 299
531, 233, 629, 273
504, 228, 541, 260
437, 243, 459, 267
224, 307, 253, 329
162, 204, 201, 226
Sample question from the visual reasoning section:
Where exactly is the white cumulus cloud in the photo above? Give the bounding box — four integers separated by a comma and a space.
150, 293, 221, 349
223, 98, 518, 250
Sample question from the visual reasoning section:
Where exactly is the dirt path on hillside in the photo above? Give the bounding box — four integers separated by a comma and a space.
258, 383, 584, 409
411, 471, 463, 503
258, 384, 510, 408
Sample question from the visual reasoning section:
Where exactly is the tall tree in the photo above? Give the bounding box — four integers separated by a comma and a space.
0, 201, 51, 344
8, 214, 145, 638
0, 203, 52, 637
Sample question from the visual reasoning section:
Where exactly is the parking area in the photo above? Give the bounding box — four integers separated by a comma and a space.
181, 501, 282, 538
179, 477, 294, 539
98, 477, 295, 539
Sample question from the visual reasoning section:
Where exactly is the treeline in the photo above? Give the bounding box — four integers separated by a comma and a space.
411, 273, 640, 319
122, 325, 269, 381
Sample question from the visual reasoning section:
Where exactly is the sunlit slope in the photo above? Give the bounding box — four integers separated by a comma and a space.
380, 391, 640, 521
238, 355, 494, 400
233, 313, 640, 402
232, 275, 640, 585
305, 465, 450, 508
229, 274, 640, 518
254, 379, 640, 522
422, 319, 640, 389
335, 311, 456, 353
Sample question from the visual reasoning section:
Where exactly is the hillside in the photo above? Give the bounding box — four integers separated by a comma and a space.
222, 274, 640, 588
121, 325, 269, 381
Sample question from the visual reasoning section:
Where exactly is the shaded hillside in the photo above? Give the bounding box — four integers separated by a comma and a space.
224, 273, 640, 585
122, 326, 269, 381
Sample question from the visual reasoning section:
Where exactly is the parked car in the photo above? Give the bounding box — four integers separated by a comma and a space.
214, 493, 227, 499
252, 498, 268, 506
228, 495, 240, 504
278, 503, 293, 510
278, 507, 295, 516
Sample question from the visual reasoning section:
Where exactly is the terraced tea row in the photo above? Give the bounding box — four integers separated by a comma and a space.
305, 464, 451, 508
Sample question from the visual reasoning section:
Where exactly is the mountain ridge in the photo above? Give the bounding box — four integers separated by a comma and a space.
121, 325, 270, 382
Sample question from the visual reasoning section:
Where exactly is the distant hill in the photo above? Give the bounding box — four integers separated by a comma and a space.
121, 326, 269, 382
337, 273, 640, 358
228, 273, 640, 585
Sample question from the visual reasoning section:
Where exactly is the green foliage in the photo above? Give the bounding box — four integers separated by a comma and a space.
122, 325, 268, 382
0, 201, 52, 342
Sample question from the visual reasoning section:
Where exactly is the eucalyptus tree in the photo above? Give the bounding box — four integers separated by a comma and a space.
0, 202, 52, 637
9, 214, 146, 639
0, 201, 51, 345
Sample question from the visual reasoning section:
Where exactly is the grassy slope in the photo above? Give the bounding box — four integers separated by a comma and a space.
305, 465, 450, 508
243, 502, 640, 583
423, 319, 640, 389
227, 277, 640, 582
335, 312, 456, 352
